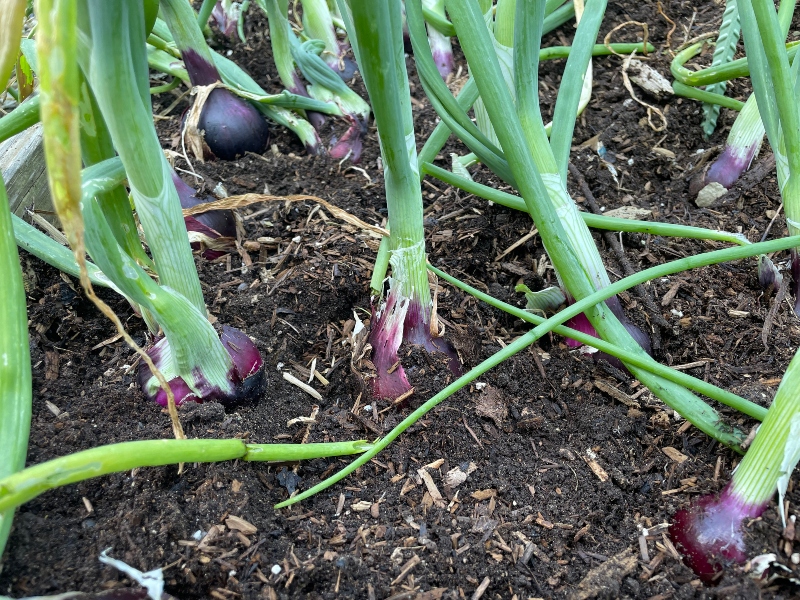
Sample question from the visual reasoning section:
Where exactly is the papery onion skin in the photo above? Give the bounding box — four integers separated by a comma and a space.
369, 294, 460, 401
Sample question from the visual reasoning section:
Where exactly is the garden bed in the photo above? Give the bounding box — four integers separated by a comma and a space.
3, 2, 800, 599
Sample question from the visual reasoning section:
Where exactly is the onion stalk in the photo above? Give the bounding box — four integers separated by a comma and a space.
0, 171, 32, 561
341, 0, 459, 399
685, 0, 795, 201
737, 0, 800, 314
407, 0, 755, 449
256, 0, 328, 129
75, 2, 267, 408
289, 32, 370, 160
0, 2, 31, 553
670, 350, 800, 583
691, 94, 765, 199
422, 0, 454, 79
0, 93, 40, 145
257, 0, 313, 96
0, 439, 371, 516
211, 0, 242, 38
668, 0, 800, 582
277, 231, 800, 508
300, 0, 357, 79
252, 0, 370, 158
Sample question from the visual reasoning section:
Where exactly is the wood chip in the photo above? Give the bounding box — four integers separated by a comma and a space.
350, 500, 372, 512
536, 513, 554, 530
672, 359, 712, 371
82, 497, 93, 514
424, 458, 445, 470
474, 385, 508, 426
91, 332, 123, 351
198, 524, 225, 550
390, 554, 420, 585
282, 371, 322, 400
582, 450, 610, 482
520, 541, 550, 564
567, 548, 637, 600
593, 379, 640, 408
400, 477, 417, 496
471, 576, 491, 600
470, 489, 497, 501
495, 226, 537, 261
661, 447, 688, 463
225, 516, 257, 535
418, 469, 445, 507
661, 280, 683, 306
443, 462, 477, 488
602, 206, 652, 220
456, 543, 471, 555
335, 493, 346, 516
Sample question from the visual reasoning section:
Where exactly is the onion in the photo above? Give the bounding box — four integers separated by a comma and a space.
171, 170, 236, 259
195, 87, 270, 160
670, 484, 764, 583
138, 326, 266, 407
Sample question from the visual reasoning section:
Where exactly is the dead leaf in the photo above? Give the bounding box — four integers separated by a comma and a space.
475, 385, 507, 426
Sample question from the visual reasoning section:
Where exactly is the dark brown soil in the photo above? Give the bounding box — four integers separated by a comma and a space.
4, 2, 800, 599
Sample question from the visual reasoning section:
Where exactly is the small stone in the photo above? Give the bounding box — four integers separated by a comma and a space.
696, 182, 726, 207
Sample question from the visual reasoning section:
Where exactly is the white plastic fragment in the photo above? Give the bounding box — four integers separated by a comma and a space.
98, 548, 164, 600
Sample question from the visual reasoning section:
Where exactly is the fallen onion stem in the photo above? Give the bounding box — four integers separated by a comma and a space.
0, 440, 371, 515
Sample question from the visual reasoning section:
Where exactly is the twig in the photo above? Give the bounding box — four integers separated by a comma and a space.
762, 276, 788, 348
462, 416, 484, 449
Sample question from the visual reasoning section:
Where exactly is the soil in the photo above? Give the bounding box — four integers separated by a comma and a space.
4, 2, 800, 599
